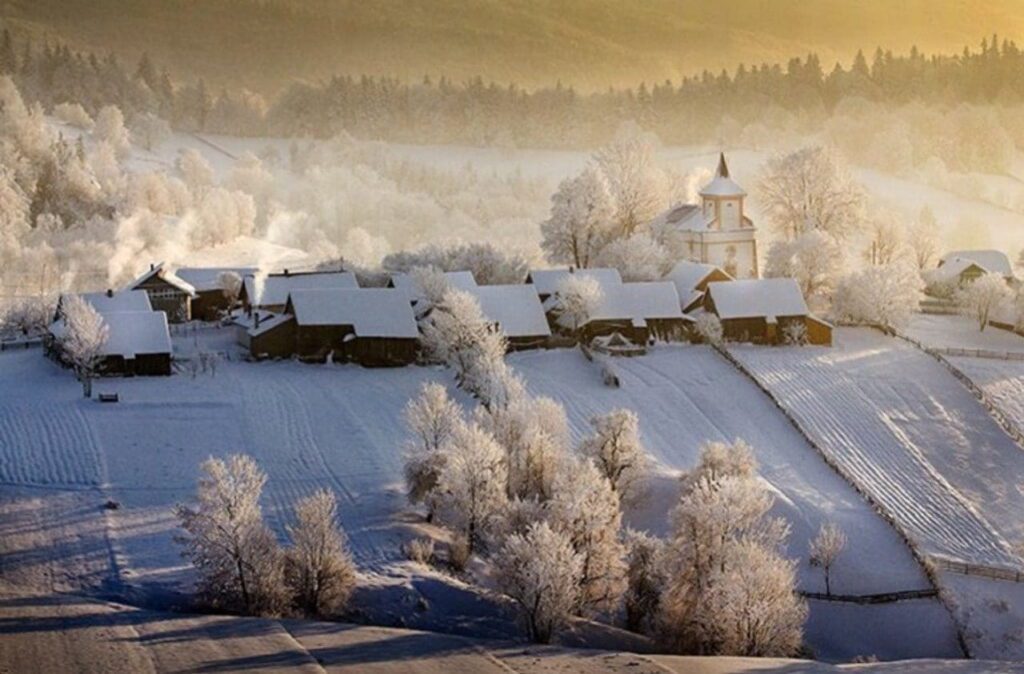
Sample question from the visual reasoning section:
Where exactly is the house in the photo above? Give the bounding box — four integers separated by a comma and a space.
235, 310, 297, 360
703, 278, 832, 346
283, 288, 420, 366
665, 260, 734, 313
525, 267, 622, 303
465, 285, 551, 350
647, 154, 758, 278
49, 309, 173, 376
388, 270, 478, 308
55, 289, 153, 319
128, 263, 198, 323
933, 250, 1017, 287
550, 281, 690, 344
239, 270, 359, 313
175, 267, 256, 321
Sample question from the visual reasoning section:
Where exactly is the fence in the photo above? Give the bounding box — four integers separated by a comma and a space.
930, 558, 1024, 583
928, 346, 1024, 361
0, 337, 42, 351
800, 589, 938, 604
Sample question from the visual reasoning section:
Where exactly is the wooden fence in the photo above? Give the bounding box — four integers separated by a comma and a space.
928, 346, 1024, 361
930, 558, 1024, 583
800, 589, 938, 604
0, 337, 42, 351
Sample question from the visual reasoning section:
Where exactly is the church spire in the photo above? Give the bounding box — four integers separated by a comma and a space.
716, 152, 730, 178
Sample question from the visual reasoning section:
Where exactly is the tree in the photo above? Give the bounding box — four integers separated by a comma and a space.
594, 232, 670, 282
58, 295, 109, 398
695, 313, 723, 345
174, 454, 287, 615
956, 272, 1013, 331
832, 262, 923, 332
593, 127, 667, 236
495, 521, 582, 643
757, 146, 865, 241
547, 458, 627, 615
764, 230, 844, 307
579, 409, 648, 504
909, 206, 941, 271
541, 164, 616, 268
552, 274, 603, 336
131, 112, 171, 151
218, 271, 243, 312
285, 489, 357, 618
92, 105, 132, 159
623, 529, 664, 634
435, 422, 508, 553
53, 102, 93, 130
809, 522, 846, 597
864, 210, 909, 266
178, 148, 215, 196
403, 382, 463, 520
0, 295, 54, 338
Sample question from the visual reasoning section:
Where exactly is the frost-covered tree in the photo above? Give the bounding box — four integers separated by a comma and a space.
131, 112, 171, 152
552, 274, 603, 336
594, 232, 670, 282
53, 102, 93, 130
217, 271, 243, 311
403, 382, 463, 521
809, 522, 846, 597
548, 458, 627, 615
409, 265, 451, 310
695, 313, 723, 345
579, 409, 648, 504
757, 146, 866, 241
782, 321, 808, 346
623, 529, 665, 634
285, 489, 357, 618
178, 148, 215, 196
661, 440, 804, 656
174, 454, 287, 616
435, 422, 508, 553
864, 210, 910, 267
495, 521, 582, 643
59, 295, 109, 398
909, 206, 941, 271
92, 105, 132, 159
764, 230, 844, 307
956, 272, 1013, 331
593, 127, 667, 236
0, 295, 54, 338
384, 242, 528, 286
541, 164, 616, 268
832, 262, 923, 332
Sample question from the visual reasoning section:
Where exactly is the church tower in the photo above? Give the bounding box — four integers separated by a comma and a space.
700, 153, 746, 231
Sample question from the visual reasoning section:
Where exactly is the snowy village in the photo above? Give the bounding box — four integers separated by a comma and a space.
6, 4, 1024, 673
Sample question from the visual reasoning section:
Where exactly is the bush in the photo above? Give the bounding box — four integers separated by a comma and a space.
404, 537, 436, 565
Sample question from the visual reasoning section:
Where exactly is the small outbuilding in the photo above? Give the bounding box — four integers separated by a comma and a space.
239, 270, 359, 313
49, 309, 173, 376
128, 263, 198, 323
548, 281, 690, 344
703, 278, 832, 346
176, 267, 256, 321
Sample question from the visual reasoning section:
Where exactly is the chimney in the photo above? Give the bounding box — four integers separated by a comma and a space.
254, 312, 261, 329
150, 263, 155, 271
106, 288, 113, 298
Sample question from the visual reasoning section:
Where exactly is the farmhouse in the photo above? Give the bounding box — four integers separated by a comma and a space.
285, 288, 420, 366
56, 289, 153, 318
128, 263, 198, 323
934, 250, 1017, 287
49, 309, 173, 376
549, 281, 690, 344
239, 270, 359, 313
648, 154, 758, 278
665, 260, 734, 313
703, 278, 832, 346
175, 267, 256, 321
465, 284, 551, 350
526, 267, 622, 303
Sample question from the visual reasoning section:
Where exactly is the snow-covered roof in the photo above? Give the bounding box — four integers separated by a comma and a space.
666, 261, 731, 296
176, 267, 257, 293
527, 268, 622, 296
287, 289, 419, 338
52, 310, 172, 358
61, 289, 153, 316
389, 270, 478, 302
647, 203, 715, 233
706, 278, 809, 320
939, 250, 1014, 278
699, 153, 746, 198
466, 285, 551, 338
233, 310, 295, 337
128, 263, 197, 297
245, 271, 359, 308
570, 282, 686, 328
930, 258, 989, 283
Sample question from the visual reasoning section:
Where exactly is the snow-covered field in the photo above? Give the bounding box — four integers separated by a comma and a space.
905, 314, 1024, 355
729, 327, 1024, 658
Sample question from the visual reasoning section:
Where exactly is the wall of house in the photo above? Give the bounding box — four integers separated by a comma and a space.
136, 277, 192, 323
250, 321, 297, 359
805, 317, 833, 346
191, 290, 231, 322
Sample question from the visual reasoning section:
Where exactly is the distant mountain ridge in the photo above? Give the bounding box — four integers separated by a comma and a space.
2, 0, 1023, 93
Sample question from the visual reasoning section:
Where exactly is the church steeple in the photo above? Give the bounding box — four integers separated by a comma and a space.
716, 152, 730, 178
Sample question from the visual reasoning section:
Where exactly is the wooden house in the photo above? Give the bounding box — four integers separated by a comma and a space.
526, 267, 622, 303
236, 311, 297, 360
175, 267, 256, 321
703, 278, 832, 346
933, 250, 1017, 288
466, 285, 551, 350
239, 270, 359, 313
128, 263, 197, 323
55, 289, 153, 319
49, 309, 173, 376
548, 281, 691, 344
665, 260, 734, 313
285, 288, 420, 366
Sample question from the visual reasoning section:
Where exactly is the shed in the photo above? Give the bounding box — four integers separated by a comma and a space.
128, 263, 197, 323
703, 278, 831, 346
240, 270, 359, 313
466, 285, 551, 350
549, 281, 689, 343
286, 288, 420, 366
176, 267, 256, 321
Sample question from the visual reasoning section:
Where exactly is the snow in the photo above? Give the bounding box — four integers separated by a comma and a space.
707, 278, 809, 320
527, 268, 622, 297
466, 285, 551, 338
699, 175, 746, 198
288, 289, 420, 338
175, 267, 257, 293
949, 358, 1024, 438
648, 203, 715, 233
244, 271, 359, 308
940, 250, 1015, 278
587, 282, 687, 323
61, 289, 153, 315
50, 310, 172, 360
904, 314, 1024, 355
390, 270, 478, 293
127, 263, 198, 297
665, 261, 727, 297
930, 257, 988, 283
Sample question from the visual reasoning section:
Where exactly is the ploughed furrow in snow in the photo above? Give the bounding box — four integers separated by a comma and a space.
510, 345, 932, 596
0, 403, 103, 487
950, 358, 1024, 438
730, 327, 1023, 570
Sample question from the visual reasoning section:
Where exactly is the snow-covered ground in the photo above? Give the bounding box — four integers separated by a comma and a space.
950, 358, 1024, 439
904, 314, 1024, 355
729, 327, 1024, 658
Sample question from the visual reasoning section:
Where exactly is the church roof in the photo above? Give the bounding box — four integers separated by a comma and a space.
699, 153, 746, 198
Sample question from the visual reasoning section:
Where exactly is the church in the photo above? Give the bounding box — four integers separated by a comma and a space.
648, 153, 759, 279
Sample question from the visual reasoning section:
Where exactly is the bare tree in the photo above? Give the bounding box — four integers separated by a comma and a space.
579, 408, 648, 504
909, 206, 941, 271
757, 146, 866, 241
593, 128, 667, 237
956, 272, 1013, 331
495, 521, 582, 643
402, 382, 463, 521
58, 295, 109, 398
174, 454, 287, 615
285, 489, 358, 618
809, 522, 846, 597
541, 164, 616, 268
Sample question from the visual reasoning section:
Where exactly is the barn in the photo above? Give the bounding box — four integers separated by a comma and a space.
236, 311, 297, 360
665, 260, 734, 313
549, 281, 690, 344
49, 309, 173, 376
526, 267, 622, 303
703, 278, 832, 346
128, 263, 197, 323
176, 267, 256, 321
285, 288, 420, 366
466, 284, 551, 350
239, 270, 359, 313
